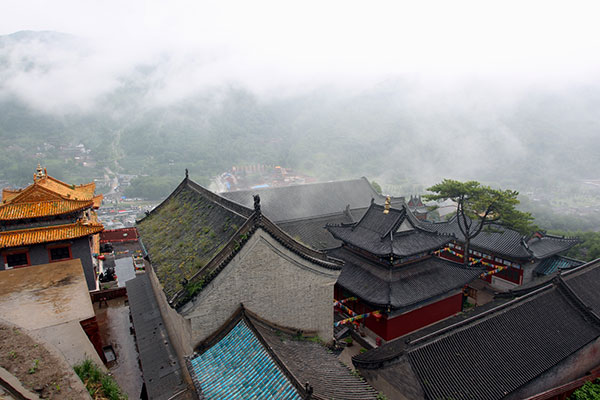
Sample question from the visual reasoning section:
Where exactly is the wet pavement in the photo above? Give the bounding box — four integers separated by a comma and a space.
115, 257, 136, 287
94, 297, 143, 398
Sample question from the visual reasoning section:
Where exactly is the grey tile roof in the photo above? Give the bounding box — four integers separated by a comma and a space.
353, 260, 600, 400
421, 217, 533, 260
328, 247, 483, 311
563, 260, 600, 315
138, 177, 342, 309
126, 274, 189, 399
137, 178, 250, 298
527, 234, 581, 259
254, 317, 378, 400
327, 203, 452, 258
220, 177, 401, 222
277, 211, 354, 250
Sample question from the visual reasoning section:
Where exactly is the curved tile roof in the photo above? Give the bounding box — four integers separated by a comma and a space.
3, 175, 97, 204
407, 284, 600, 400
189, 320, 302, 399
0, 199, 93, 220
190, 307, 377, 400
328, 247, 483, 311
421, 217, 533, 260
353, 260, 600, 400
527, 234, 580, 259
0, 221, 103, 248
327, 203, 452, 258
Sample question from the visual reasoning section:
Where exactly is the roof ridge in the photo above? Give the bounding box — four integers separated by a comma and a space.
275, 209, 355, 224
186, 178, 253, 218
555, 276, 600, 328
561, 258, 600, 277
138, 175, 254, 224
538, 233, 581, 241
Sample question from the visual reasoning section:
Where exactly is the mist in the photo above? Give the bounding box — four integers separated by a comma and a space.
1, 0, 600, 206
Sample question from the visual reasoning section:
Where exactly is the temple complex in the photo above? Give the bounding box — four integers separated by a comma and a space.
352, 259, 600, 400
0, 165, 103, 290
135, 174, 350, 393
326, 200, 484, 341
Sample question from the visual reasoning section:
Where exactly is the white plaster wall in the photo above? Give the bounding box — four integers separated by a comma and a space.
183, 229, 340, 347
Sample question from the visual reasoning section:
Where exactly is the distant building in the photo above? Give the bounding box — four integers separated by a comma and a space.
0, 165, 103, 290
221, 177, 406, 249
406, 194, 428, 220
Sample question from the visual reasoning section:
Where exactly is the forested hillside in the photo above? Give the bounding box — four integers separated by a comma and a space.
1, 31, 599, 233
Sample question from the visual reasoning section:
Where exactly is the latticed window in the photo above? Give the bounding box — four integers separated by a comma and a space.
50, 246, 71, 261
5, 252, 28, 267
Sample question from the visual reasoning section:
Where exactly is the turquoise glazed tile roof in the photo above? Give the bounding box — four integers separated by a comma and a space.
535, 255, 584, 276
189, 320, 301, 399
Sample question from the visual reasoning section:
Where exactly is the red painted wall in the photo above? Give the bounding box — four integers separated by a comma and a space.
335, 286, 464, 341
383, 293, 463, 341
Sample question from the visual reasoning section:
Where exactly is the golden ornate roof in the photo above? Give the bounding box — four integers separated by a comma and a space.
1, 167, 102, 213
0, 199, 94, 221
0, 221, 104, 248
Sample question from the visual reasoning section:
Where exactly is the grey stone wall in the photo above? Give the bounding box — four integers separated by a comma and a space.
182, 229, 340, 347
146, 264, 194, 386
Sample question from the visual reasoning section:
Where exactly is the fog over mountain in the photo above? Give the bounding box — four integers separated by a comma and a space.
1, 1, 600, 211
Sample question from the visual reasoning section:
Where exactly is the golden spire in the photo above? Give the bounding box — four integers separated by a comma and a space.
383, 196, 391, 214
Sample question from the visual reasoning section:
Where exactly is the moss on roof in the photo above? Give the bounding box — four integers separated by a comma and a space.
137, 183, 248, 298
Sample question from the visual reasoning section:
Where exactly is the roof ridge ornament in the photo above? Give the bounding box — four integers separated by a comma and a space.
185, 168, 189, 179
34, 164, 46, 181
253, 194, 261, 223
383, 196, 391, 214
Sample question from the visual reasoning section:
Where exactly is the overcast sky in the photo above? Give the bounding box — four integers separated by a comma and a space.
2, 0, 600, 110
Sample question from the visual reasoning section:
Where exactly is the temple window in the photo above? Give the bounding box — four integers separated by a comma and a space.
49, 245, 72, 262
4, 251, 29, 268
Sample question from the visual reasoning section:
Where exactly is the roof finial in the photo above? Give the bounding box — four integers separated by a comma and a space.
185, 168, 189, 179
253, 194, 261, 214
383, 195, 391, 214
304, 382, 313, 399
34, 164, 45, 181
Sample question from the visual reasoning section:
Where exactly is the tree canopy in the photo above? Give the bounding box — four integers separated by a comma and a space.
424, 179, 535, 264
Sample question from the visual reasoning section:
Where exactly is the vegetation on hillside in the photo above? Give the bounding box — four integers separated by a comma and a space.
74, 359, 127, 400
